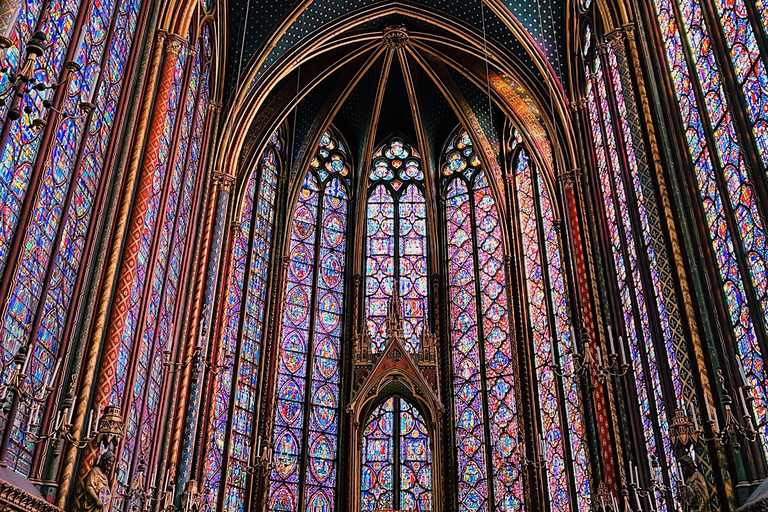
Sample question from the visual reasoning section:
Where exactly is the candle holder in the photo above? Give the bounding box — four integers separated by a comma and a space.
0, 31, 91, 125
550, 328, 630, 385
593, 482, 620, 512
677, 391, 758, 450
0, 345, 56, 411
119, 459, 154, 512
180, 480, 202, 512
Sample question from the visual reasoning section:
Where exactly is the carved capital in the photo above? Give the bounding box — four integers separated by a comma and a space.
570, 98, 588, 112
605, 29, 624, 47
558, 168, 580, 189
208, 101, 222, 114
622, 23, 636, 42
212, 172, 236, 189
165, 36, 186, 57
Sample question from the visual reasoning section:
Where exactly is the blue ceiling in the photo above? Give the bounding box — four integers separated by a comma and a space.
224, 0, 565, 101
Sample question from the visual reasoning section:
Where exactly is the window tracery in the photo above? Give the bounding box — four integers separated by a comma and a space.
365, 137, 428, 353
203, 131, 281, 512
269, 128, 350, 512
443, 128, 524, 512
361, 397, 433, 512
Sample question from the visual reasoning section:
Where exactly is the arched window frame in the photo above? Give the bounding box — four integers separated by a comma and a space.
268, 128, 352, 512
507, 141, 591, 512
441, 127, 524, 512
203, 130, 283, 512
364, 135, 429, 354
360, 394, 434, 512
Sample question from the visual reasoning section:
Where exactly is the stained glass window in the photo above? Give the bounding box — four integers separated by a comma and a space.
361, 397, 433, 511
0, 0, 145, 474
365, 138, 428, 353
648, 0, 768, 452
443, 128, 523, 512
269, 128, 350, 512
584, 45, 678, 509
203, 131, 281, 512
513, 149, 590, 512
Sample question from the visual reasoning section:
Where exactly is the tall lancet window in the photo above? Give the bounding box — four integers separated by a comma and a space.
203, 131, 281, 512
645, 0, 768, 455
443, 129, 523, 512
365, 138, 428, 353
512, 146, 591, 512
582, 24, 688, 510
269, 129, 350, 512
360, 397, 433, 511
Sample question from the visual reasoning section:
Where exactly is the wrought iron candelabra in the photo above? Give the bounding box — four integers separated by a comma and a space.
0, 31, 92, 126
550, 327, 630, 385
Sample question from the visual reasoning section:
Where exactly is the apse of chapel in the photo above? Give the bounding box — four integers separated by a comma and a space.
214, 2, 577, 194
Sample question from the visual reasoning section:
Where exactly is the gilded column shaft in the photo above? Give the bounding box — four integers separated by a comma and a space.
77, 33, 186, 484
55, 29, 169, 509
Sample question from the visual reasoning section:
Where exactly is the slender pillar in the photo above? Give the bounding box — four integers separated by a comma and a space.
75, 32, 186, 484
175, 172, 233, 503
560, 165, 620, 491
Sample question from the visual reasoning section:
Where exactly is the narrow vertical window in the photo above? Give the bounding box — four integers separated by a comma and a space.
269, 129, 350, 512
513, 148, 591, 512
365, 138, 428, 353
444, 129, 523, 512
361, 397, 433, 512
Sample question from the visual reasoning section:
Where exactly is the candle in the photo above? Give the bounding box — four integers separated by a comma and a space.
87, 409, 93, 437
54, 410, 62, 430
257, 435, 262, 456
634, 488, 642, 512
712, 405, 720, 432
597, 344, 604, 368
634, 465, 640, 488
612, 494, 619, 512
21, 346, 31, 374
571, 327, 579, 356
608, 326, 616, 354
150, 469, 156, 489
67, 403, 74, 424
629, 464, 635, 485
738, 361, 749, 384
740, 387, 750, 414
690, 402, 699, 430
704, 393, 712, 421
620, 336, 629, 364
47, 359, 62, 388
